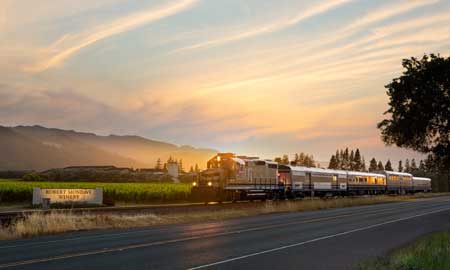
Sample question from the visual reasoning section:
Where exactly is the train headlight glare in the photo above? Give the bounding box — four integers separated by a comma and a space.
192, 182, 197, 186
208, 181, 212, 186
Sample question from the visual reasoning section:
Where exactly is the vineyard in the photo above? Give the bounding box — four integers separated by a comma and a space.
0, 179, 191, 204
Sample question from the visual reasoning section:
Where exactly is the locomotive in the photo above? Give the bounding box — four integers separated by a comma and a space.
190, 153, 432, 202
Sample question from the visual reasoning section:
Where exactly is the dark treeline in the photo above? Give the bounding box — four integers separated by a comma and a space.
328, 148, 366, 171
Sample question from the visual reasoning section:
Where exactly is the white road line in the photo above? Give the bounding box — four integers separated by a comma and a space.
187, 207, 450, 270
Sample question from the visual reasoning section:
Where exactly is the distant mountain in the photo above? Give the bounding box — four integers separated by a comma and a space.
0, 125, 217, 171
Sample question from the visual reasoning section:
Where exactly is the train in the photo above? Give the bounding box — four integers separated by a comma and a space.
191, 153, 432, 202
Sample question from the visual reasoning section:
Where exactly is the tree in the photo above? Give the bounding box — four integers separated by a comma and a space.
298, 153, 306, 165
349, 150, 355, 170
377, 161, 384, 171
305, 154, 316, 167
328, 155, 338, 169
419, 160, 426, 171
385, 159, 393, 171
274, 157, 282, 163
354, 149, 362, 171
189, 166, 194, 173
194, 163, 200, 173
398, 160, 403, 172
294, 153, 299, 164
411, 158, 418, 172
281, 154, 289, 165
343, 148, 350, 170
178, 159, 184, 173
335, 150, 341, 169
369, 158, 378, 172
163, 163, 167, 172
361, 157, 367, 172
155, 158, 162, 171
377, 54, 450, 178
404, 159, 411, 173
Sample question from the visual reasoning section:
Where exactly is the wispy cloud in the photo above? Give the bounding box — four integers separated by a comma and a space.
27, 0, 199, 72
190, 0, 446, 96
343, 0, 440, 34
175, 0, 355, 52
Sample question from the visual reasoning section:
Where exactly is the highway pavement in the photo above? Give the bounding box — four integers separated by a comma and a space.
0, 195, 449, 270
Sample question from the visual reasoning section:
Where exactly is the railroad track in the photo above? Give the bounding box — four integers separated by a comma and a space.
0, 200, 267, 226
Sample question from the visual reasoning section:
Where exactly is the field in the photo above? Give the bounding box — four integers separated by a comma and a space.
356, 231, 450, 270
0, 179, 191, 204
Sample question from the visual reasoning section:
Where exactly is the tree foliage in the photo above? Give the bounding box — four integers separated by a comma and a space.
398, 160, 403, 172
378, 54, 450, 171
385, 159, 393, 171
369, 158, 378, 172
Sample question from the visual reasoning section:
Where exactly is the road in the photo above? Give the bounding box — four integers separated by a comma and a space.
0, 196, 449, 270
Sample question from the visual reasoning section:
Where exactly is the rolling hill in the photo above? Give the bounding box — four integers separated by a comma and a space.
0, 125, 217, 171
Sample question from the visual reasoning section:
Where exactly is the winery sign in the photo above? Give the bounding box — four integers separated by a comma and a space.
32, 188, 103, 205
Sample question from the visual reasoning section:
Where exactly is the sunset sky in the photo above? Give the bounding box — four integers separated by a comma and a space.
1, 0, 450, 164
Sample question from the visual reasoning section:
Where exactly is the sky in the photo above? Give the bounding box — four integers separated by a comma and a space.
1, 0, 450, 166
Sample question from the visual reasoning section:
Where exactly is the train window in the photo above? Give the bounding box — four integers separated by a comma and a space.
268, 164, 278, 169
255, 161, 266, 166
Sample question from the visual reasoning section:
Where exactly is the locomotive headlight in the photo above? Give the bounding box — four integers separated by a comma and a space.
192, 182, 197, 187
207, 181, 212, 186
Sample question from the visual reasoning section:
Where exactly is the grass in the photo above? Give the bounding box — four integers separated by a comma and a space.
0, 194, 447, 240
356, 231, 450, 270
0, 179, 191, 204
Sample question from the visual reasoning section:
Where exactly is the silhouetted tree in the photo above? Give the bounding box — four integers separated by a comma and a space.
385, 159, 393, 171
377, 54, 450, 187
349, 150, 355, 170
354, 149, 362, 171
155, 158, 162, 171
377, 161, 384, 171
194, 163, 200, 173
281, 154, 289, 165
335, 150, 341, 169
411, 158, 418, 172
404, 159, 411, 173
343, 148, 350, 170
328, 155, 338, 169
398, 160, 403, 172
419, 160, 426, 171
369, 158, 378, 172
178, 159, 184, 173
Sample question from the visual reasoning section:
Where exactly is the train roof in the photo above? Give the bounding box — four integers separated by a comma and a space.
383, 171, 413, 177
231, 157, 245, 165
412, 177, 431, 181
347, 171, 386, 177
288, 166, 347, 175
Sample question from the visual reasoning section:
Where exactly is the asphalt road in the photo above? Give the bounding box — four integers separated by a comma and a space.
1, 196, 449, 270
